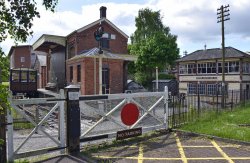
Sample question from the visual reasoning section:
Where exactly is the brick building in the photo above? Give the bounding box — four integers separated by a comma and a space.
9, 45, 32, 69
32, 6, 134, 95
8, 45, 47, 89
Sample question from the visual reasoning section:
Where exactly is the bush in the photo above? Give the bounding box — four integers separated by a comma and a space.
158, 73, 176, 80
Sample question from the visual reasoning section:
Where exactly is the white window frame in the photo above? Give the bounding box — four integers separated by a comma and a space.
20, 57, 25, 63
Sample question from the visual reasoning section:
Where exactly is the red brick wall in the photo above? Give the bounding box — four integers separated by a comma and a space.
11, 46, 31, 68
66, 57, 124, 95
108, 59, 124, 93
65, 19, 128, 95
67, 21, 128, 58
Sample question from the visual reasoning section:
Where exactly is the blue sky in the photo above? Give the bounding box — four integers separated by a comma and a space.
2, 0, 250, 56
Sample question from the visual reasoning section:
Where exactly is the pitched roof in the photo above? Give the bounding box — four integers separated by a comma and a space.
176, 47, 250, 62
68, 18, 129, 39
68, 47, 122, 61
8, 45, 32, 57
32, 34, 65, 50
68, 47, 136, 61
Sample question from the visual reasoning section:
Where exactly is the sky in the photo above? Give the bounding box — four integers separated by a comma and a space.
2, 0, 250, 57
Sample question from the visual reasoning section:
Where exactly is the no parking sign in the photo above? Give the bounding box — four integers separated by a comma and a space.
120, 103, 139, 126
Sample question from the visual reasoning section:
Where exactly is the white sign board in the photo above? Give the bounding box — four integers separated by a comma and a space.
68, 92, 79, 100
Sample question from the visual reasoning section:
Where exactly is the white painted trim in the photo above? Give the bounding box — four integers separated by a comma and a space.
76, 18, 129, 39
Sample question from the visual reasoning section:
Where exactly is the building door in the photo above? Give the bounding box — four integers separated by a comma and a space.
102, 68, 109, 94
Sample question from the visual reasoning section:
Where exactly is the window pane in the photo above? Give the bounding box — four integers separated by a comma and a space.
20, 57, 25, 63
188, 83, 197, 94
198, 83, 206, 95
12, 70, 19, 82
21, 71, 28, 82
29, 71, 36, 82
207, 84, 217, 95
101, 38, 109, 49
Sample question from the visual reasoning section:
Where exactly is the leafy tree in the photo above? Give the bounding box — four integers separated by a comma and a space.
0, 0, 58, 42
0, 48, 9, 82
0, 1, 58, 162
130, 8, 179, 87
0, 0, 58, 99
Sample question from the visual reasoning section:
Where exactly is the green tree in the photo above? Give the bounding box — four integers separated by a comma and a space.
130, 8, 179, 87
0, 1, 58, 162
0, 48, 9, 82
0, 0, 58, 99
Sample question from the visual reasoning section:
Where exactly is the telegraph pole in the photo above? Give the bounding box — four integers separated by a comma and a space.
217, 4, 230, 108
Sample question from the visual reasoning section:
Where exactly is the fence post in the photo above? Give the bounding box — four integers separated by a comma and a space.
7, 105, 13, 162
172, 95, 175, 128
216, 89, 219, 113
164, 86, 168, 130
243, 90, 246, 107
197, 88, 200, 118
65, 85, 80, 156
59, 89, 66, 154
231, 90, 233, 111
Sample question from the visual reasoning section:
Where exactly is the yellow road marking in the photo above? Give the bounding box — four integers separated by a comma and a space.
175, 133, 188, 163
121, 145, 138, 148
211, 140, 234, 163
182, 145, 241, 148
231, 157, 250, 160
138, 143, 143, 163
94, 155, 250, 160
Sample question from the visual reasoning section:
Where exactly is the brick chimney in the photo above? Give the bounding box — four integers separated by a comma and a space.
100, 6, 107, 18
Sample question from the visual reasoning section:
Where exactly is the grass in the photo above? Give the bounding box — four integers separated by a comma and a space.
180, 105, 250, 142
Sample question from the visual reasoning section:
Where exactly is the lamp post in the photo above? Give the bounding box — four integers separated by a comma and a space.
197, 81, 200, 117
156, 66, 158, 92
94, 25, 104, 94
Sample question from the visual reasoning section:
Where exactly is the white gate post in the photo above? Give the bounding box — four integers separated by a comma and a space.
164, 86, 169, 130
7, 106, 13, 162
59, 89, 66, 154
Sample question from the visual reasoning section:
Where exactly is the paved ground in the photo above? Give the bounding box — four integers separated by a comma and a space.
88, 131, 250, 163
36, 155, 90, 163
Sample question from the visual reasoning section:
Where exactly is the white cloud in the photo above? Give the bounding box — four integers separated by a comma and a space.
2, 0, 250, 55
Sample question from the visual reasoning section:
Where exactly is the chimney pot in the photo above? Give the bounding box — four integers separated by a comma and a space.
100, 6, 107, 18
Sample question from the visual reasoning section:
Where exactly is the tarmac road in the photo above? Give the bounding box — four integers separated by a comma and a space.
88, 131, 250, 163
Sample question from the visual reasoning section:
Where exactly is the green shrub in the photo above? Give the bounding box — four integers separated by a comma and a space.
158, 73, 176, 79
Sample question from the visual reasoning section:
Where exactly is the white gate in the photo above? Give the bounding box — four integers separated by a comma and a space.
7, 90, 66, 161
79, 87, 168, 142
7, 87, 169, 161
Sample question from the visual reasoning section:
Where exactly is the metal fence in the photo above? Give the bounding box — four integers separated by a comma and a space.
168, 89, 250, 128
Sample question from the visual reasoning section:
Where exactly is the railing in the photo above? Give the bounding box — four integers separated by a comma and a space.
168, 89, 250, 128
7, 90, 65, 161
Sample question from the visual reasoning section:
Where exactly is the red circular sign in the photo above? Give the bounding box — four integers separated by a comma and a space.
121, 103, 139, 126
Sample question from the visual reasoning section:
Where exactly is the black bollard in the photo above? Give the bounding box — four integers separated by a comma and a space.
65, 85, 81, 156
